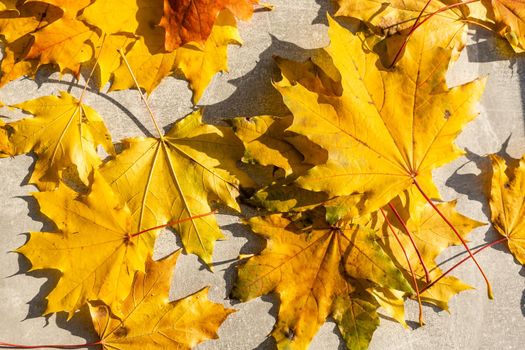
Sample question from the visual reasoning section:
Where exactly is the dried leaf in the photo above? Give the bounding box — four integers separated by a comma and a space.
90, 252, 234, 350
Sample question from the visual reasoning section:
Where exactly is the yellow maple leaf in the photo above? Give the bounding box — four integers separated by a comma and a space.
17, 171, 156, 318
90, 252, 234, 350
229, 115, 310, 176
490, 0, 525, 52
233, 213, 411, 350
275, 16, 485, 218
81, 0, 140, 35
5, 91, 114, 190
379, 190, 482, 311
25, 16, 95, 74
111, 9, 241, 102
101, 109, 249, 265
0, 0, 17, 12
489, 154, 525, 264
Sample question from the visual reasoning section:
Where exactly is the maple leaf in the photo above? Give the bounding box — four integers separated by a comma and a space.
275, 16, 485, 218
333, 0, 470, 60
17, 171, 156, 318
379, 190, 482, 311
159, 0, 257, 51
4, 91, 114, 190
332, 293, 380, 350
229, 115, 311, 176
101, 109, 250, 265
0, 0, 17, 12
489, 0, 525, 52
111, 9, 241, 102
89, 252, 234, 350
81, 0, 140, 35
488, 154, 525, 264
232, 213, 411, 349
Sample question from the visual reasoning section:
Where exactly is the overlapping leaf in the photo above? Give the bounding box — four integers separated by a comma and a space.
159, 0, 257, 51
17, 171, 156, 318
378, 190, 483, 312
0, 0, 255, 101
335, 0, 525, 53
274, 16, 485, 218
233, 213, 411, 350
101, 110, 250, 265
90, 252, 234, 350
3, 91, 114, 190
489, 154, 525, 264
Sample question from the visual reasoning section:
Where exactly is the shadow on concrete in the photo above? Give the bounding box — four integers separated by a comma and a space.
202, 35, 320, 121
312, 0, 334, 25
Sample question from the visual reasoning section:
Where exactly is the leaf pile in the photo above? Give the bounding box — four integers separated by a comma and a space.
0, 1, 524, 350
0, 0, 260, 101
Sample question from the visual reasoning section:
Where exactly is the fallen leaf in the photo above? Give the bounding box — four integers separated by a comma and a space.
90, 252, 234, 350
160, 0, 256, 51
275, 16, 485, 218
332, 293, 380, 350
6, 91, 114, 190
17, 171, 156, 318
101, 110, 249, 265
111, 9, 241, 101
81, 0, 140, 35
488, 154, 525, 264
379, 190, 481, 310
229, 115, 308, 176
490, 0, 525, 52
232, 213, 411, 349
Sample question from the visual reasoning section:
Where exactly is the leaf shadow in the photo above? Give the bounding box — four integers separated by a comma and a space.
31, 77, 154, 137
312, 0, 335, 25
201, 35, 321, 121
56, 306, 99, 345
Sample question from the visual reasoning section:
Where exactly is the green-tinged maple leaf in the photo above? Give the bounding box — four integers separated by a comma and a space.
101, 109, 251, 265
332, 293, 380, 350
17, 171, 156, 318
489, 154, 525, 264
5, 91, 114, 190
275, 16, 485, 218
232, 213, 411, 350
90, 252, 234, 350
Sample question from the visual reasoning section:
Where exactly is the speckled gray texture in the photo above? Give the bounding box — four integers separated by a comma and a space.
0, 1, 524, 349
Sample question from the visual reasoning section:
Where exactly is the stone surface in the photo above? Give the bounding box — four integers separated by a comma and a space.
0, 1, 524, 349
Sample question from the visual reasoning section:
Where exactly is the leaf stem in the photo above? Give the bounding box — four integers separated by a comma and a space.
78, 33, 106, 103
421, 237, 507, 294
0, 340, 102, 349
413, 178, 493, 299
130, 210, 218, 238
389, 0, 480, 67
387, 202, 431, 284
380, 208, 425, 326
117, 48, 163, 138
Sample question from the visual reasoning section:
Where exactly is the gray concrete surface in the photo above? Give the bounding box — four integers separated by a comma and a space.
0, 1, 525, 349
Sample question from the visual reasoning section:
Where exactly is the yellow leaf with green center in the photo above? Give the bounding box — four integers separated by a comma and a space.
233, 213, 411, 350
101, 110, 250, 265
276, 16, 485, 218
89, 252, 234, 350
17, 171, 156, 318
6, 91, 114, 190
